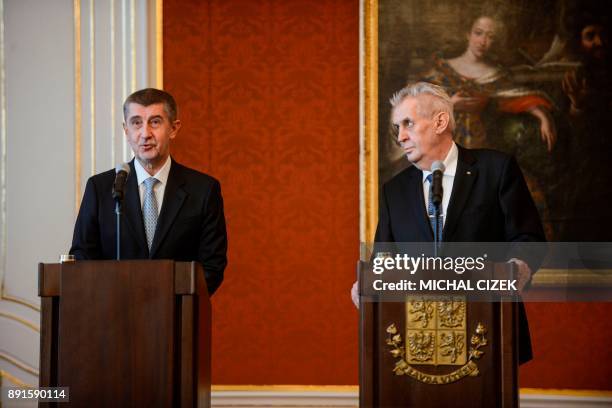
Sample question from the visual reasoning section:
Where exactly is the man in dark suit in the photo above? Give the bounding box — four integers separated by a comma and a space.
70, 88, 227, 295
352, 82, 545, 364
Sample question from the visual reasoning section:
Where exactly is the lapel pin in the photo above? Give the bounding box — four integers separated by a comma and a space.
466, 171, 472, 175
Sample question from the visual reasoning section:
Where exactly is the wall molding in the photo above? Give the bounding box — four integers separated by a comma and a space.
521, 393, 612, 408
0, 311, 39, 332
211, 387, 357, 407
0, 369, 34, 388
0, 352, 38, 377
210, 387, 612, 407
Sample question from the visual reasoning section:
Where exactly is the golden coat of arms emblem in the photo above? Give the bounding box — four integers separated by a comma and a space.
386, 296, 488, 384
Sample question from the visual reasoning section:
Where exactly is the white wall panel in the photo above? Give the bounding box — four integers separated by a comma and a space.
0, 0, 159, 388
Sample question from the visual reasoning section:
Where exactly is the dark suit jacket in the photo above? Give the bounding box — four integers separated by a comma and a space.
375, 145, 545, 364
70, 158, 227, 295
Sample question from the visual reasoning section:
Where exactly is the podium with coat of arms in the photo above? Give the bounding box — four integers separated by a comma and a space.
359, 261, 518, 408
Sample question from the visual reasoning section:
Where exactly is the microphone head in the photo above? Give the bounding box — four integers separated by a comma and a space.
431, 161, 445, 173
115, 162, 130, 174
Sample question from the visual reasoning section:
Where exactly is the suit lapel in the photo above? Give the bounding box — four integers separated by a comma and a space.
123, 160, 149, 256
443, 146, 477, 241
403, 167, 433, 240
149, 160, 187, 258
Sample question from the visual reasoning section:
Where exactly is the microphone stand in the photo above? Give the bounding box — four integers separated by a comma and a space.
115, 199, 122, 260
112, 163, 130, 261
434, 203, 441, 258
430, 162, 445, 258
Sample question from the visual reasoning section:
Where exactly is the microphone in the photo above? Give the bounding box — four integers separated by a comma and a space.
112, 163, 131, 202
431, 161, 445, 207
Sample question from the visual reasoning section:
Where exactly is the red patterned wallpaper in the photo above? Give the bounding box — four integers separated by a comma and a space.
521, 303, 612, 390
164, 0, 360, 384
164, 0, 612, 389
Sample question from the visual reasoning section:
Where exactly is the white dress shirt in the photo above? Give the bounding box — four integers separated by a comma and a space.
422, 142, 458, 226
133, 156, 172, 215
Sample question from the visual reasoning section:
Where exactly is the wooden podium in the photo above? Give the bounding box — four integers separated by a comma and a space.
359, 262, 518, 408
38, 260, 211, 407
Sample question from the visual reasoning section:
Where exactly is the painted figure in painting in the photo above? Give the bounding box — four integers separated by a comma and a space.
420, 14, 557, 153
558, 8, 612, 240
561, 11, 611, 117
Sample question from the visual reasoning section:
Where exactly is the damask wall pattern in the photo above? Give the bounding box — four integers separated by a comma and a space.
164, 0, 360, 384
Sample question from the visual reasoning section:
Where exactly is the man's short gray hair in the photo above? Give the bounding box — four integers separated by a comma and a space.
390, 82, 456, 132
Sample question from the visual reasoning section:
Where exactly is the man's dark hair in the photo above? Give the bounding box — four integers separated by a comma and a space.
562, 2, 609, 56
123, 88, 178, 122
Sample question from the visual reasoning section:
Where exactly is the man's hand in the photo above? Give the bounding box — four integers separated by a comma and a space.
509, 258, 533, 292
351, 280, 359, 309
562, 69, 587, 115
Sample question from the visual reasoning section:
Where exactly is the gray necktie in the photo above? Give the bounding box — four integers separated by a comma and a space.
143, 177, 160, 250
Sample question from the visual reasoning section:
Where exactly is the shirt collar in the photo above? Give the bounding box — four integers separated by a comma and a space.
422, 142, 458, 183
134, 155, 172, 186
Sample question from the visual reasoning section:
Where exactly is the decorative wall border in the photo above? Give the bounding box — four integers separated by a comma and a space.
0, 352, 38, 377
0, 369, 34, 388
0, 311, 39, 332
209, 386, 612, 407
211, 386, 358, 407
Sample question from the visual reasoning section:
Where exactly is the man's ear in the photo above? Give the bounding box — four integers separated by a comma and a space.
170, 120, 182, 139
434, 111, 450, 134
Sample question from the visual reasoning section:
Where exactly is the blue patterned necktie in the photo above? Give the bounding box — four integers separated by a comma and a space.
143, 177, 160, 250
426, 174, 443, 241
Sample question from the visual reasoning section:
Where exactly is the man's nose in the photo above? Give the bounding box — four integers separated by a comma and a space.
593, 34, 603, 46
142, 123, 154, 137
397, 127, 408, 143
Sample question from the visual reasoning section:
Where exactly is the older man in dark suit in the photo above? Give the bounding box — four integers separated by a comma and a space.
70, 88, 227, 295
352, 82, 545, 364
